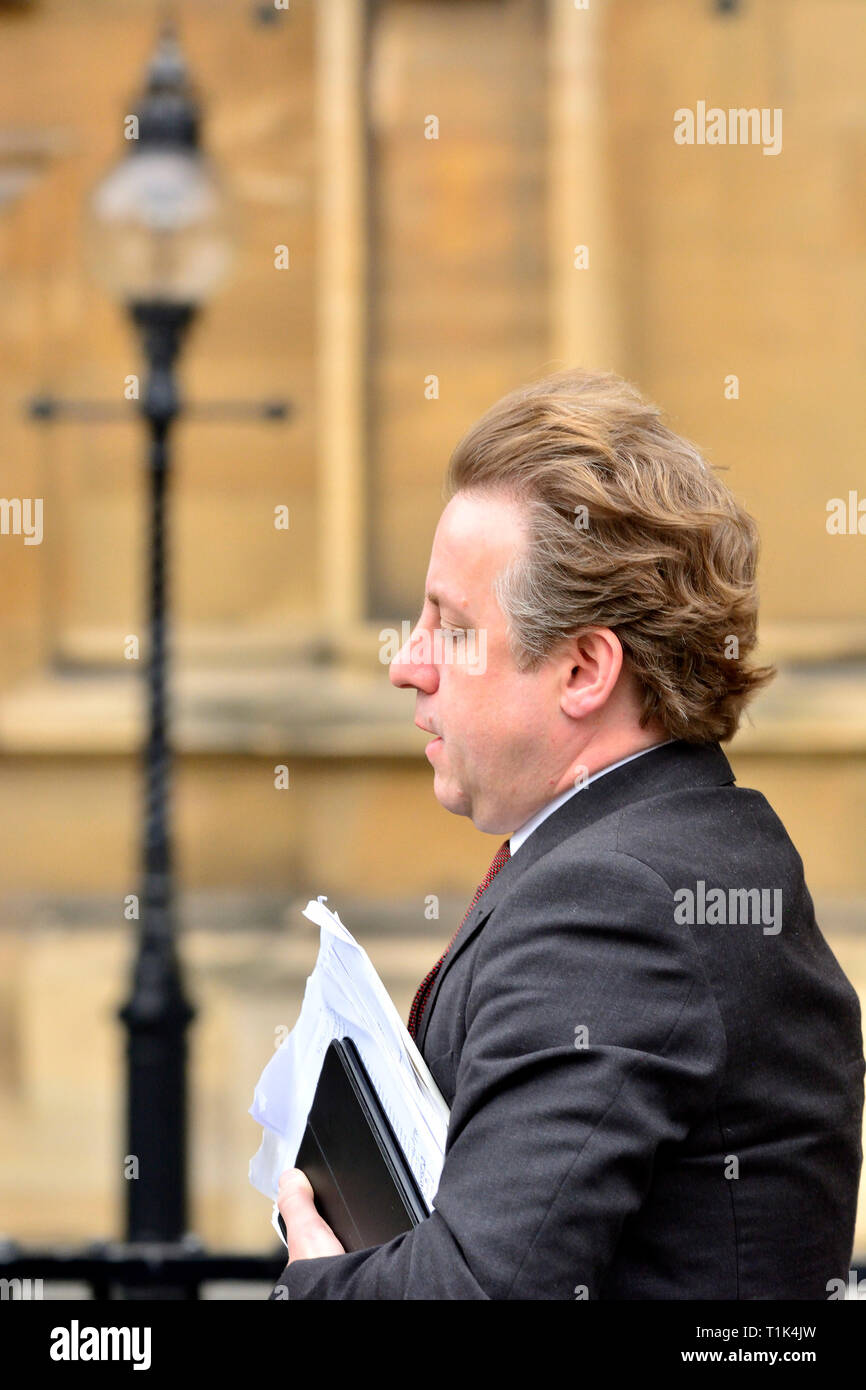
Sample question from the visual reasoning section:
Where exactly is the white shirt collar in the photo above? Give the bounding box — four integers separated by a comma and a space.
508, 742, 672, 857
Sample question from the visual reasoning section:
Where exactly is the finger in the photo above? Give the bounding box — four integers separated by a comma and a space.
279, 1166, 313, 1199
278, 1169, 344, 1259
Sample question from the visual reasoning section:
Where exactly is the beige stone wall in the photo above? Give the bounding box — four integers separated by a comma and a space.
0, 0, 863, 1261
0, 0, 318, 679
607, 0, 866, 626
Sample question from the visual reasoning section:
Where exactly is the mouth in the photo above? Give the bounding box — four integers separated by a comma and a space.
415, 719, 443, 755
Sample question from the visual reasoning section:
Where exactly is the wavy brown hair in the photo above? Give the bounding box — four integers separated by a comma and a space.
445, 368, 775, 743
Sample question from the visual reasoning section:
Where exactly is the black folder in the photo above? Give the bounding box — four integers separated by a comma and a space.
278, 1036, 429, 1253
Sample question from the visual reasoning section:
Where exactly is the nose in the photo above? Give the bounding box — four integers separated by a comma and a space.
389, 624, 438, 693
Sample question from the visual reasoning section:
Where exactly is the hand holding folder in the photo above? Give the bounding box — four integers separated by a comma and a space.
250, 897, 450, 1250
278, 1037, 428, 1252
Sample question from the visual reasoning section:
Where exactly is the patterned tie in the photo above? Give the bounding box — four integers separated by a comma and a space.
407, 839, 511, 1040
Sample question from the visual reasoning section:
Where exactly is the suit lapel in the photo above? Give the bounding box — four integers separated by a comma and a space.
415, 739, 735, 1052
415, 850, 520, 1052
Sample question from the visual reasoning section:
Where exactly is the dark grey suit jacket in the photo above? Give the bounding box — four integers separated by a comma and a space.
270, 740, 864, 1299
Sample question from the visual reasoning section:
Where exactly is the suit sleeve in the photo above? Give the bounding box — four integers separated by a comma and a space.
269, 848, 727, 1300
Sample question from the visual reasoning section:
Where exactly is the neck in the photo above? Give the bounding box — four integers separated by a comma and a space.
552, 722, 669, 799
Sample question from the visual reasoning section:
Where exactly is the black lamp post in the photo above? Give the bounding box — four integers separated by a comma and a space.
86, 27, 232, 1282
3, 20, 290, 1301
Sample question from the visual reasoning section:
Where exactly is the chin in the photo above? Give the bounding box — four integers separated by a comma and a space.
469, 812, 511, 834
432, 774, 472, 819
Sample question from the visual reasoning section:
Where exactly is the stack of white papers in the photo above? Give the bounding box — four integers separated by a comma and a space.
249, 897, 451, 1246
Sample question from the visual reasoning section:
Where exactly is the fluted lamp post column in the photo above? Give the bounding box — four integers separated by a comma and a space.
85, 26, 234, 1284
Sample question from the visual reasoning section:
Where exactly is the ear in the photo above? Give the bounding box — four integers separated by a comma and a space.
559, 628, 623, 720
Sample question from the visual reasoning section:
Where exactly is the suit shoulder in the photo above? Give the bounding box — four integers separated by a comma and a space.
613, 780, 807, 888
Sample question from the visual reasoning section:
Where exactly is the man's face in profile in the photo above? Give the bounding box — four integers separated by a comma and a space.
389, 491, 571, 835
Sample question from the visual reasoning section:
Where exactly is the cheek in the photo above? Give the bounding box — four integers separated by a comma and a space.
476, 691, 527, 754
441, 662, 550, 753
438, 672, 489, 748
494, 680, 555, 750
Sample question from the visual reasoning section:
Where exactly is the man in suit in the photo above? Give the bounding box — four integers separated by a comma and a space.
272, 368, 864, 1299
